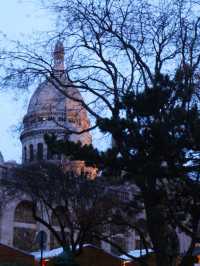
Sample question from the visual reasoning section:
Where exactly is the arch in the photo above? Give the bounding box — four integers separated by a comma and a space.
37, 143, 43, 161
29, 144, 34, 161
14, 201, 36, 224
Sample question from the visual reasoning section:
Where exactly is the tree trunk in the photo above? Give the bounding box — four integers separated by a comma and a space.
144, 193, 178, 266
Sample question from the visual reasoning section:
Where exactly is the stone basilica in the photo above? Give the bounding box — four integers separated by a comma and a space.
0, 41, 191, 255
0, 41, 97, 252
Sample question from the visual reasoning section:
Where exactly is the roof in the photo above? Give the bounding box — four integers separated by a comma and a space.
32, 244, 123, 261
120, 249, 153, 260
32, 245, 153, 262
31, 247, 63, 260
0, 243, 34, 257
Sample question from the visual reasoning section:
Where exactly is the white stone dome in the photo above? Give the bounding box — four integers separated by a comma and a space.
20, 41, 92, 164
27, 78, 83, 115
22, 76, 89, 138
27, 80, 66, 114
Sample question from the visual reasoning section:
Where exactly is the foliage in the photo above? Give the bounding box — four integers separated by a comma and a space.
2, 0, 200, 265
1, 162, 140, 257
51, 248, 79, 266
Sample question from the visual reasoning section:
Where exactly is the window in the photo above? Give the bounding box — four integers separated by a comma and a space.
68, 117, 77, 123
29, 144, 34, 161
13, 227, 37, 252
58, 117, 66, 122
2, 168, 7, 178
14, 201, 36, 224
118, 191, 129, 201
24, 146, 27, 162
37, 143, 43, 161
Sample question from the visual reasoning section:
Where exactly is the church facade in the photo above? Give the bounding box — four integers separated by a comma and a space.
0, 41, 190, 255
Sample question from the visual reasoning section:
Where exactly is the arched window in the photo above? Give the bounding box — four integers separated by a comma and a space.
24, 146, 27, 162
14, 201, 36, 224
37, 143, 43, 161
29, 144, 34, 161
13, 201, 38, 251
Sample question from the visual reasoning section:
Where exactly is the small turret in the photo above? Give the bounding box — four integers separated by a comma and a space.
0, 151, 4, 164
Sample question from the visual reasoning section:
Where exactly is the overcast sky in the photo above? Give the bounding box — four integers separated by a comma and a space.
0, 1, 52, 162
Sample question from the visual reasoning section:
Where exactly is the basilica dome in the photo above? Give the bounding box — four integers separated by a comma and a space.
20, 41, 92, 164
27, 80, 67, 114
27, 78, 83, 115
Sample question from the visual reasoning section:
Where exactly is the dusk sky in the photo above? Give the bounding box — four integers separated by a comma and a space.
0, 1, 53, 162
0, 1, 108, 163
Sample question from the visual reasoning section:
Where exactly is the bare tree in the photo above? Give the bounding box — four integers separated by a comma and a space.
1, 162, 112, 252
1, 162, 146, 262
2, 0, 200, 265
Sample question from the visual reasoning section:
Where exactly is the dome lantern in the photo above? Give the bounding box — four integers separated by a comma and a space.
53, 40, 65, 72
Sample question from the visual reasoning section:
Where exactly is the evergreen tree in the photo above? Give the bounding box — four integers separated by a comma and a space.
2, 1, 200, 265
46, 69, 200, 266
51, 247, 79, 266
